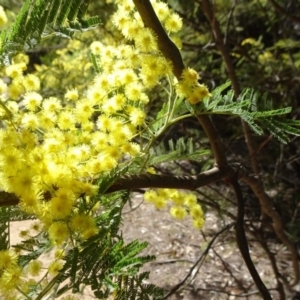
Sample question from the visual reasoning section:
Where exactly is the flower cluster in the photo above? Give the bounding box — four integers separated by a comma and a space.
34, 38, 95, 93
110, 0, 183, 88
0, 5, 7, 28
112, 0, 210, 102
0, 0, 207, 249
0, 223, 71, 297
0, 47, 144, 234
0, 249, 23, 299
144, 189, 205, 229
0, 0, 207, 296
176, 67, 211, 104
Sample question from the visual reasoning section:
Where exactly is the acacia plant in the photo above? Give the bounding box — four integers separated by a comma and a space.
0, 0, 299, 299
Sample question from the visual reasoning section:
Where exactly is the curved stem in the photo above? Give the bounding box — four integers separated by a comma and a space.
230, 174, 272, 299
0, 167, 232, 206
132, 0, 228, 168
238, 167, 300, 287
107, 166, 231, 192
201, 0, 259, 174
196, 114, 227, 167
268, 0, 300, 24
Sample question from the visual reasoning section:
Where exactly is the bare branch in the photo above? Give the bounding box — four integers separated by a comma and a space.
162, 222, 235, 299
201, 0, 259, 175
224, 0, 237, 45
238, 166, 300, 286
107, 166, 231, 192
230, 174, 272, 299
195, 115, 228, 167
268, 0, 300, 25
132, 0, 228, 168
249, 224, 286, 299
0, 167, 232, 207
131, 0, 184, 79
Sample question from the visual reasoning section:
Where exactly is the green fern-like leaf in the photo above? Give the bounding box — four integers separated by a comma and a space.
77, 0, 91, 19
55, 0, 75, 27
112, 240, 153, 273
114, 272, 165, 300
260, 119, 289, 143
78, 16, 101, 29
151, 102, 168, 133
0, 0, 100, 64
54, 196, 164, 299
0, 208, 10, 251
148, 137, 210, 165
17, 241, 49, 268
171, 96, 189, 118
205, 81, 232, 110
25, 0, 49, 38
47, 0, 62, 24
273, 119, 300, 136
97, 166, 130, 195
67, 0, 83, 21
251, 107, 292, 118
238, 111, 264, 135
8, 0, 31, 41
189, 84, 299, 143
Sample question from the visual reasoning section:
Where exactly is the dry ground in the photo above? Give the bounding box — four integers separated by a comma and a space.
9, 192, 300, 299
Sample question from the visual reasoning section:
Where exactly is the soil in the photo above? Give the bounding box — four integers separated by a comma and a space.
9, 192, 300, 299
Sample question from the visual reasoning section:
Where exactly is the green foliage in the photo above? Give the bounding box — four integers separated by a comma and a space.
0, 208, 9, 251
149, 137, 210, 165
51, 197, 165, 299
188, 82, 300, 143
1, 0, 300, 298
112, 272, 165, 300
171, 0, 300, 115
0, 206, 36, 253
18, 242, 50, 268
2, 193, 165, 299
0, 0, 100, 64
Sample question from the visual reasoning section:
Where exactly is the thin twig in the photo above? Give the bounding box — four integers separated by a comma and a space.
201, 0, 259, 175
161, 223, 234, 299
267, 0, 300, 25
249, 224, 286, 299
212, 249, 247, 292
238, 167, 300, 287
223, 0, 237, 45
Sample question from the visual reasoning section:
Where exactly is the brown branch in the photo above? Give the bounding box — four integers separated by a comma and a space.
107, 166, 231, 192
131, 0, 184, 79
195, 115, 228, 167
0, 167, 232, 207
223, 0, 237, 46
132, 0, 228, 168
201, 0, 259, 175
0, 191, 19, 206
268, 0, 300, 25
249, 225, 286, 299
162, 223, 235, 299
130, 1, 275, 297
238, 166, 300, 286
200, 0, 240, 95
230, 174, 272, 299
